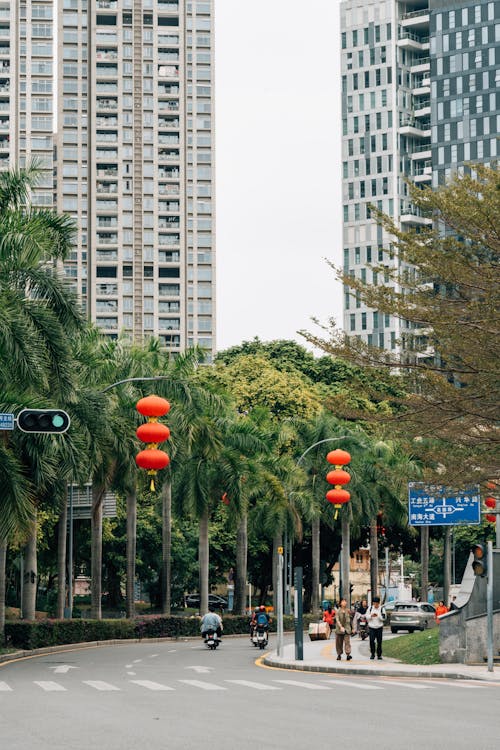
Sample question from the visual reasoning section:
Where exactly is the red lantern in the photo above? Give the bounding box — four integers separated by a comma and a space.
221, 492, 230, 506
136, 395, 171, 490
326, 449, 351, 466
485, 496, 496, 523
136, 395, 171, 417
136, 448, 170, 471
326, 469, 351, 486
326, 488, 351, 504
136, 422, 171, 444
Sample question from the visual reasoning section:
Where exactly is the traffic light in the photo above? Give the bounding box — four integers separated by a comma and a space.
471, 543, 487, 577
17, 409, 70, 434
485, 496, 496, 523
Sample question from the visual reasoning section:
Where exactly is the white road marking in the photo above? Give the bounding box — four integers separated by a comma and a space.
179, 680, 226, 691
132, 659, 142, 664
225, 680, 280, 691
369, 679, 431, 690
322, 679, 383, 691
274, 680, 330, 690
127, 672, 136, 676
83, 680, 120, 691
0, 681, 12, 691
167, 650, 177, 653
185, 665, 213, 674
148, 654, 159, 658
49, 665, 78, 674
125, 664, 133, 668
419, 680, 489, 689
129, 680, 174, 691
34, 681, 66, 692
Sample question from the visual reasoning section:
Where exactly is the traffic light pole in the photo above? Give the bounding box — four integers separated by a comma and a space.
487, 541, 494, 673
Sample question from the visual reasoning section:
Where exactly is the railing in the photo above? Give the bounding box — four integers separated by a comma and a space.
401, 8, 429, 20
412, 143, 432, 154
399, 30, 429, 43
411, 56, 430, 66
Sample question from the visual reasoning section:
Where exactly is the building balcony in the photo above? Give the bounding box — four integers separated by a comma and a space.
412, 164, 432, 183
413, 77, 430, 96
410, 145, 432, 161
96, 182, 118, 194
400, 204, 432, 225
158, 65, 179, 79
159, 184, 180, 196
397, 31, 429, 51
400, 8, 430, 33
399, 121, 430, 138
158, 1, 179, 10
410, 57, 430, 73
414, 104, 431, 118
96, 0, 117, 7
96, 98, 118, 111
95, 49, 118, 61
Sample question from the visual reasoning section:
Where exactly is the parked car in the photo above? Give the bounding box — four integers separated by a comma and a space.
390, 602, 436, 633
185, 593, 228, 610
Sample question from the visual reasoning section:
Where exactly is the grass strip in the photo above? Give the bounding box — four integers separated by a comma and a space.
383, 628, 440, 665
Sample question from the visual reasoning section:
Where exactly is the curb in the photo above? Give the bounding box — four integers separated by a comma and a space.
262, 655, 496, 682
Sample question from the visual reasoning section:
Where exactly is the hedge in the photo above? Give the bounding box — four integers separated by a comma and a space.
5, 613, 318, 650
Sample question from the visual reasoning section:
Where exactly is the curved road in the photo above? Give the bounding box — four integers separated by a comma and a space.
1, 636, 499, 749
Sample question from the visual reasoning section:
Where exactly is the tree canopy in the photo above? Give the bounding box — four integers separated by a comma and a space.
301, 164, 500, 481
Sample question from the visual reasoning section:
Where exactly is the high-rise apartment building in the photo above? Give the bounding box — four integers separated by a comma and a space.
57, 0, 216, 358
2, 1, 216, 359
341, 0, 499, 349
1, 0, 54, 206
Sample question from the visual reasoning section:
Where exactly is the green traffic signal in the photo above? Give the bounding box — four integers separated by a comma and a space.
17, 409, 70, 434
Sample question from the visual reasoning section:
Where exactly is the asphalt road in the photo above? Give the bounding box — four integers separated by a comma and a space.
1, 637, 499, 750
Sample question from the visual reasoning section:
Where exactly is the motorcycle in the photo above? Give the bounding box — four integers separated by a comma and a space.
358, 614, 368, 641
251, 625, 268, 650
204, 630, 220, 650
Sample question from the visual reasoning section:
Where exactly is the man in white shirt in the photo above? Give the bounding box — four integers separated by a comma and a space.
367, 596, 386, 660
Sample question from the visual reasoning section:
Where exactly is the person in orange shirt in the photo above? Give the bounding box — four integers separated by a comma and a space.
323, 604, 335, 634
435, 600, 449, 622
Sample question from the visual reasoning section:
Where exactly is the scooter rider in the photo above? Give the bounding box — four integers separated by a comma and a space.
249, 606, 260, 639
353, 597, 369, 636
201, 606, 223, 640
255, 605, 271, 634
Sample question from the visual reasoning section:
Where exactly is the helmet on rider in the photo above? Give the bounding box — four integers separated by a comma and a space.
259, 605, 266, 611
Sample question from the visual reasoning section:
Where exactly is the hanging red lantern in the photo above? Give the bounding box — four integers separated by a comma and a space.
136, 449, 170, 471
136, 395, 171, 418
325, 448, 351, 520
326, 449, 351, 466
485, 496, 496, 523
136, 394, 171, 491
326, 469, 351, 486
221, 492, 230, 506
326, 488, 351, 505
136, 422, 171, 444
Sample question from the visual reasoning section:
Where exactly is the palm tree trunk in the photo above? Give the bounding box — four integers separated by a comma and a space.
369, 518, 379, 599
126, 489, 137, 618
22, 513, 37, 620
420, 526, 429, 602
57, 501, 68, 619
91, 483, 105, 620
199, 508, 209, 614
311, 515, 320, 615
234, 513, 248, 615
161, 480, 172, 615
443, 526, 452, 606
272, 531, 282, 614
340, 512, 350, 607
0, 538, 6, 641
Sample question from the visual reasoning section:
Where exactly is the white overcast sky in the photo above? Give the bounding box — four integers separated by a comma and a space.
214, 0, 343, 352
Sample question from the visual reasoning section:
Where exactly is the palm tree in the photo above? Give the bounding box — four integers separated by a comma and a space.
0, 165, 86, 625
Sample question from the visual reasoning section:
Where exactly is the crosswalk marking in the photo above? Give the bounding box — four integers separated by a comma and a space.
419, 680, 488, 689
322, 679, 383, 691
370, 680, 432, 690
179, 680, 226, 691
0, 681, 12, 691
274, 679, 331, 690
226, 680, 281, 691
129, 680, 174, 691
34, 681, 66, 692
83, 680, 120, 691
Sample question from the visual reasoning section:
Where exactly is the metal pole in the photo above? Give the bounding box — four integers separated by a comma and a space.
385, 547, 389, 601
496, 516, 500, 550
277, 548, 284, 657
294, 566, 303, 660
20, 554, 24, 619
68, 484, 74, 618
487, 541, 494, 672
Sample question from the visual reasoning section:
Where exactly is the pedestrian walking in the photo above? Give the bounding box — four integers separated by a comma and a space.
367, 596, 386, 660
335, 598, 352, 660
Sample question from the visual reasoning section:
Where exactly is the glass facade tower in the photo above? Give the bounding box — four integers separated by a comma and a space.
341, 0, 499, 350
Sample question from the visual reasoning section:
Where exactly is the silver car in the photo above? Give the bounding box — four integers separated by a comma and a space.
389, 602, 436, 633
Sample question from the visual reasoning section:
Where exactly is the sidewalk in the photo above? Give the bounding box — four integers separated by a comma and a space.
263, 633, 500, 683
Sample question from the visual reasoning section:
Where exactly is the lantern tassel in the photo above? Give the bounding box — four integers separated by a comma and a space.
150, 477, 156, 492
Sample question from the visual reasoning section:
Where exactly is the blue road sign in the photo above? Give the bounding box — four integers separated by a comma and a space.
408, 482, 481, 526
0, 413, 14, 430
